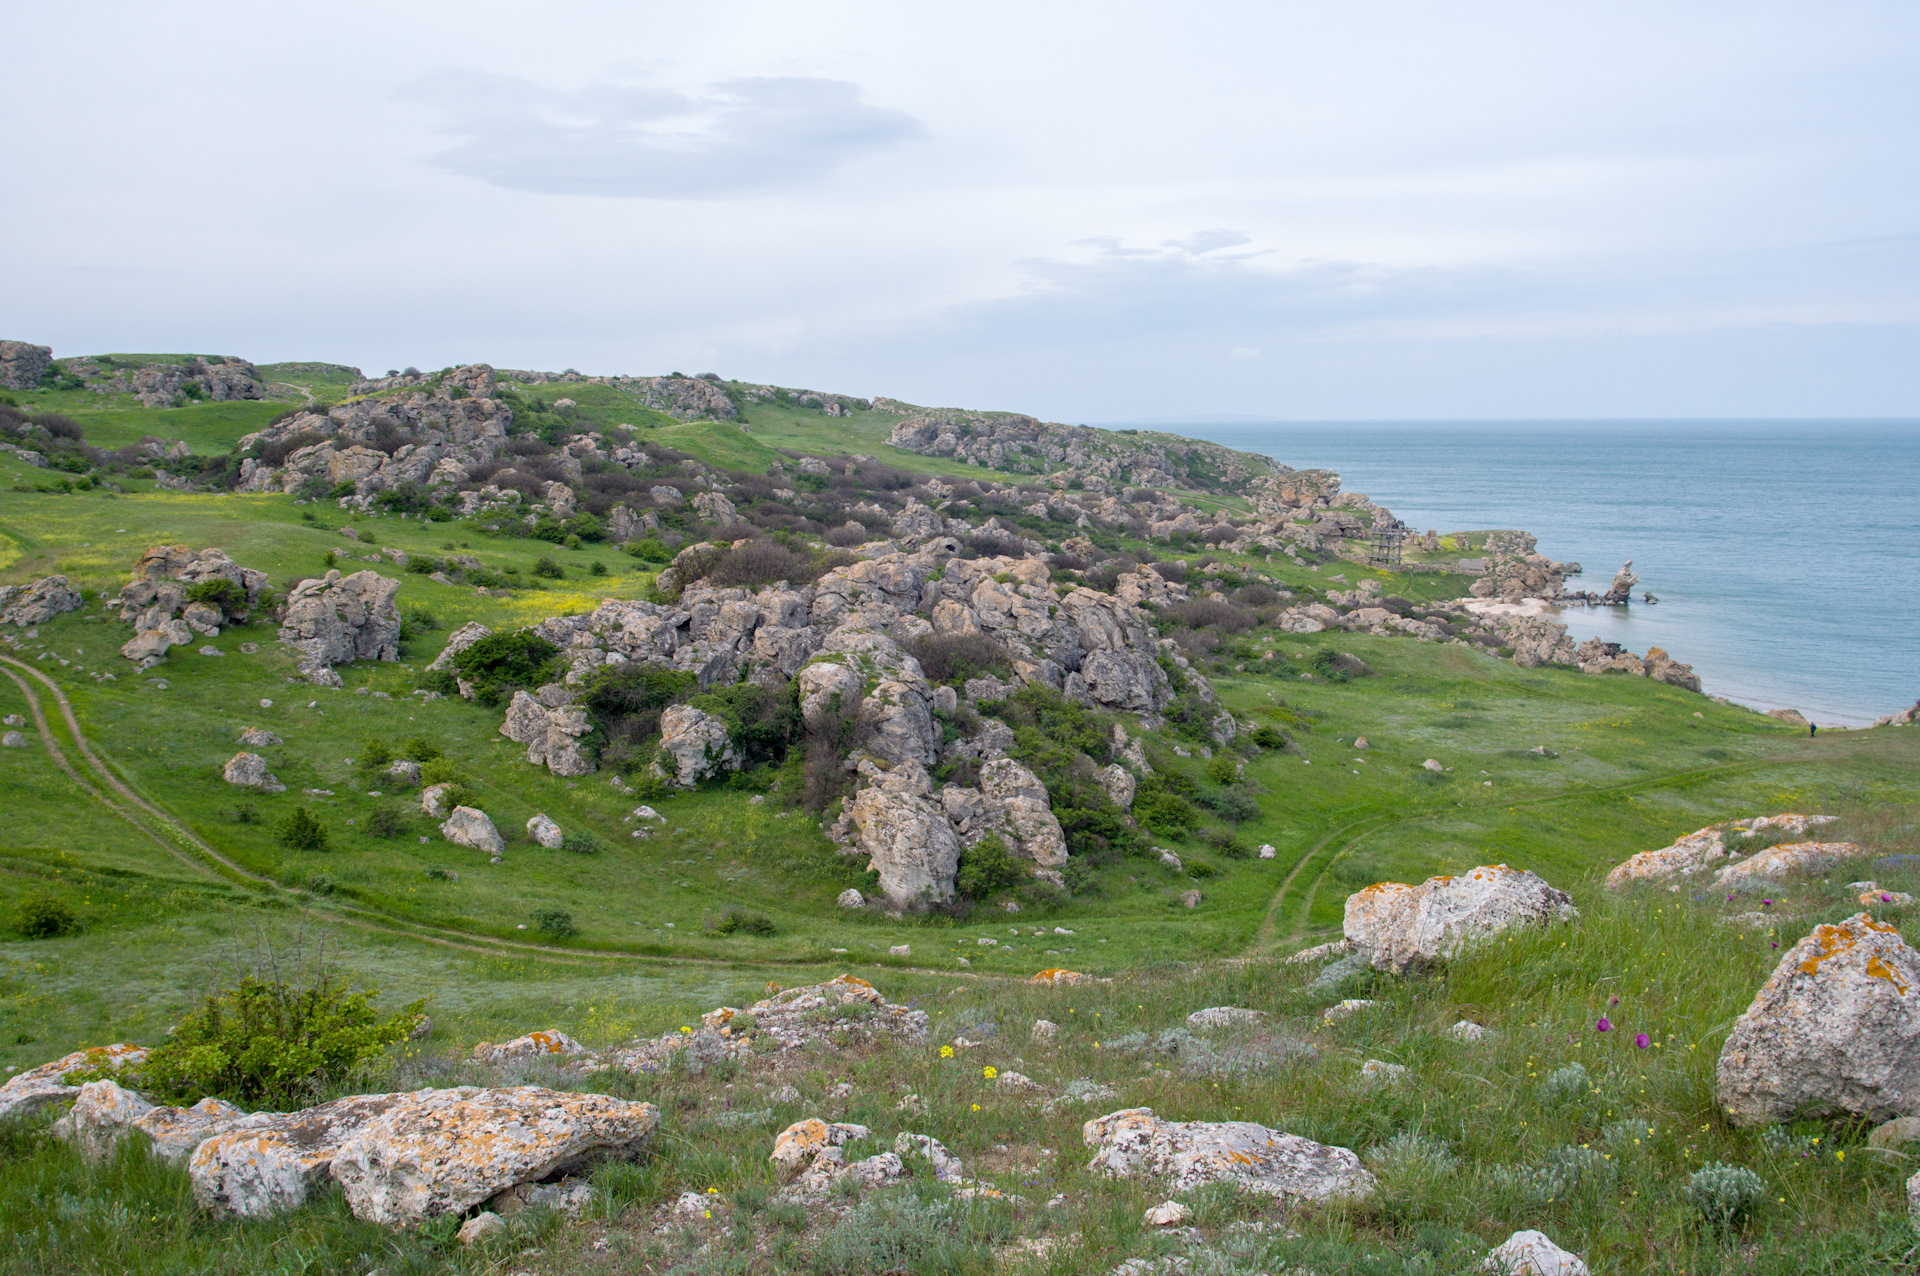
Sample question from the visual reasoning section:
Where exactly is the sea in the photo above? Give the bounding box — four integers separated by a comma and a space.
1114, 420, 1920, 728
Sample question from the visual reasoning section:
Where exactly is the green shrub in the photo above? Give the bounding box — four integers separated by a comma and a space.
404, 604, 438, 631
811, 1188, 1006, 1275
1250, 724, 1288, 749
1204, 752, 1240, 785
956, 835, 1025, 900
131, 974, 423, 1108
360, 737, 394, 770
184, 577, 246, 616
1133, 778, 1197, 836
448, 630, 562, 707
418, 757, 464, 786
533, 909, 578, 938
904, 632, 1013, 688
276, 807, 329, 852
365, 805, 408, 838
232, 800, 258, 824
16, 896, 79, 939
588, 559, 608, 577
708, 908, 777, 936
399, 735, 442, 762
1195, 785, 1260, 824
532, 554, 565, 579
559, 830, 605, 855
626, 537, 673, 563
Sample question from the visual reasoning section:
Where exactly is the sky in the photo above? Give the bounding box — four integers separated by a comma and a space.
5, 1, 1918, 420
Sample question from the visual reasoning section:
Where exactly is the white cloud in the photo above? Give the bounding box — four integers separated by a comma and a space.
401, 71, 923, 198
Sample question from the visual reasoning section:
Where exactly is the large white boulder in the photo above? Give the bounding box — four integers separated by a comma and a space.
330, 1086, 660, 1226
651, 703, 739, 788
1343, 865, 1577, 974
0, 1044, 148, 1121
1717, 912, 1920, 1124
472, 1030, 591, 1065
847, 763, 963, 906
1082, 1107, 1373, 1202
526, 814, 563, 849
978, 758, 1068, 868
277, 569, 401, 683
1482, 1230, 1589, 1275
440, 806, 504, 855
221, 752, 286, 793
190, 1093, 406, 1218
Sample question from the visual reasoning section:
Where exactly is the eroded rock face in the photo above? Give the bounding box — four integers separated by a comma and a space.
473, 1030, 589, 1065
190, 1093, 406, 1219
501, 690, 596, 777
1344, 866, 1577, 974
1717, 913, 1920, 1125
847, 762, 963, 906
1606, 814, 1840, 888
278, 570, 401, 684
652, 703, 739, 788
0, 1044, 148, 1120
0, 340, 53, 390
330, 1086, 660, 1226
0, 575, 83, 627
1083, 1108, 1374, 1202
977, 758, 1068, 868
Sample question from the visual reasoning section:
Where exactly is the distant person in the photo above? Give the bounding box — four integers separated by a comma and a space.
1810, 723, 1817, 738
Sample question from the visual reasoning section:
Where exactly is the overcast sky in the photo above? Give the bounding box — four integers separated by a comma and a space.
7, 1, 1918, 419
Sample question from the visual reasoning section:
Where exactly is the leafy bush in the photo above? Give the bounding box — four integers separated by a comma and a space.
1204, 753, 1240, 785
1195, 786, 1260, 824
1250, 724, 1288, 749
16, 896, 79, 939
956, 835, 1026, 901
399, 735, 441, 762
582, 663, 700, 771
560, 830, 605, 855
1133, 778, 1197, 836
904, 632, 1014, 688
184, 577, 246, 616
132, 973, 423, 1108
532, 554, 565, 579
276, 807, 329, 852
418, 757, 465, 787
1311, 649, 1372, 681
448, 631, 562, 707
1198, 827, 1248, 858
708, 908, 777, 936
404, 604, 438, 631
533, 909, 577, 938
360, 737, 394, 770
625, 537, 674, 563
365, 805, 408, 838
1687, 1162, 1767, 1228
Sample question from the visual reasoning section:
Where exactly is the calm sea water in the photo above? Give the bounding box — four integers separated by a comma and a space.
1118, 421, 1920, 727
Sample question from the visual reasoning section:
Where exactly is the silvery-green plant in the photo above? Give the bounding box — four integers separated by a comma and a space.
1538, 1061, 1591, 1103
1365, 1131, 1460, 1177
1687, 1161, 1767, 1227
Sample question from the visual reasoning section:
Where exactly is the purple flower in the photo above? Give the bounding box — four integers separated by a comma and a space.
1762, 899, 1772, 906
1883, 893, 1896, 903
1634, 1033, 1650, 1049
1607, 995, 1619, 1007
1772, 941, 1780, 948
1597, 1017, 1612, 1033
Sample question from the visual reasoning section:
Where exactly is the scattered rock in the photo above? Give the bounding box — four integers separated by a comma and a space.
893, 1131, 966, 1182
1716, 842, 1868, 890
652, 703, 740, 788
0, 1044, 148, 1121
1481, 1229, 1589, 1275
1360, 1059, 1407, 1085
473, 1030, 590, 1065
837, 888, 866, 909
1083, 1108, 1374, 1202
1143, 1200, 1191, 1226
1422, 759, 1443, 772
420, 783, 457, 818
1288, 938, 1352, 964
1178, 889, 1202, 909
1717, 912, 1920, 1124
440, 806, 504, 855
331, 1086, 660, 1226
1449, 1021, 1489, 1043
1343, 865, 1577, 974
1186, 1007, 1266, 1030
1869, 1116, 1920, 1150
1032, 1019, 1059, 1041
277, 569, 401, 684
1, 731, 23, 748
526, 814, 563, 849
888, 944, 911, 956
457, 1211, 507, 1246
221, 752, 286, 793
770, 1118, 869, 1169
237, 726, 281, 747
1258, 843, 1276, 859
1321, 999, 1379, 1023
0, 575, 83, 627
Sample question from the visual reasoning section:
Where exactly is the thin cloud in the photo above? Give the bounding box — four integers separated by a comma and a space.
402, 71, 923, 198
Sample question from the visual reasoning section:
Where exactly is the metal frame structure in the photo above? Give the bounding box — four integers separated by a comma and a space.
1366, 519, 1408, 569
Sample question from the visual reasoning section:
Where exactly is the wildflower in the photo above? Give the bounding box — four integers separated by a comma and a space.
1884, 893, 1896, 903
983, 1066, 997, 1080
1597, 1017, 1613, 1033
1762, 899, 1773, 906
940, 1045, 954, 1058
971, 1103, 981, 1112
1608, 994, 1619, 1007
1634, 1033, 1650, 1049
680, 1026, 692, 1034
1836, 1150, 1844, 1161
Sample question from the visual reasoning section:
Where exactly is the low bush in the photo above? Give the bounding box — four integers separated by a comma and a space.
448, 630, 563, 707
560, 830, 606, 855
365, 805, 408, 838
707, 908, 776, 936
533, 909, 578, 939
276, 807, 329, 852
15, 896, 79, 939
904, 632, 1013, 688
955, 835, 1025, 901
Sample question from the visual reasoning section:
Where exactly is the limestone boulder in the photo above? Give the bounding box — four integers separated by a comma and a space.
977, 757, 1068, 867
1083, 1107, 1373, 1202
429, 621, 492, 675
526, 814, 563, 848
770, 1118, 869, 1169
0, 575, 82, 627
847, 763, 963, 906
474, 1030, 591, 1065
190, 1093, 406, 1219
1186, 1007, 1267, 1031
1099, 763, 1136, 811
0, 340, 53, 390
55, 1080, 262, 1164
0, 1044, 149, 1120
441, 806, 504, 855
1344, 866, 1577, 974
237, 727, 281, 747
651, 703, 739, 788
277, 569, 402, 683
499, 689, 597, 778
330, 1086, 661, 1226
1716, 913, 1920, 1124
222, 752, 286, 793
1716, 842, 1868, 890
1482, 1230, 1589, 1275
421, 783, 457, 818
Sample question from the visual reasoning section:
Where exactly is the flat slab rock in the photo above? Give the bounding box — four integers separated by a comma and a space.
1717, 912, 1920, 1124
191, 1092, 409, 1219
1082, 1107, 1374, 1201
331, 1085, 660, 1226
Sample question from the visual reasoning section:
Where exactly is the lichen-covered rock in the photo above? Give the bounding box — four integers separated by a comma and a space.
222, 752, 286, 793
55, 1080, 260, 1164
0, 340, 53, 390
1607, 814, 1840, 888
978, 758, 1068, 868
190, 1093, 406, 1218
651, 703, 739, 788
1481, 1230, 1589, 1275
237, 726, 281, 747
1716, 912, 1920, 1124
1186, 1007, 1266, 1030
420, 783, 457, 818
847, 762, 963, 906
1083, 1108, 1373, 1202
429, 621, 492, 674
0, 1044, 149, 1120
331, 1086, 660, 1226
473, 1030, 590, 1065
1344, 865, 1577, 974
1099, 763, 1136, 811
526, 814, 563, 848
701, 975, 930, 1054
0, 575, 82, 627
769, 1118, 869, 1169
441, 806, 504, 855
1716, 842, 1868, 890
499, 689, 596, 777
837, 888, 865, 909
277, 569, 401, 684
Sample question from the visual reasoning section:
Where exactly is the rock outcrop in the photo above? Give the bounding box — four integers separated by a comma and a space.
190, 1093, 406, 1219
845, 761, 964, 906
1715, 842, 1867, 890
109, 546, 269, 664
1605, 813, 1839, 888
0, 575, 83, 627
55, 1080, 261, 1164
1082, 1107, 1374, 1201
330, 1087, 660, 1226
1717, 913, 1920, 1124
500, 688, 595, 777
277, 570, 401, 684
1344, 866, 1578, 974
0, 340, 53, 390
651, 703, 740, 788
